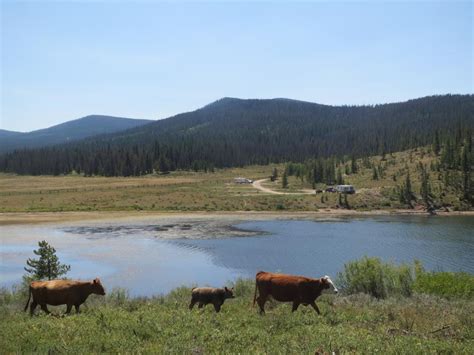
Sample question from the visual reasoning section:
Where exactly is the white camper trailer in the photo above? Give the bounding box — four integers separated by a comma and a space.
335, 185, 356, 194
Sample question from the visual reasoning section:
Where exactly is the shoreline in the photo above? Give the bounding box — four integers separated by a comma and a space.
1, 209, 473, 226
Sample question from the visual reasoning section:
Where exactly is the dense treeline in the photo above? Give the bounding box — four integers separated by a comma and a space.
0, 95, 472, 176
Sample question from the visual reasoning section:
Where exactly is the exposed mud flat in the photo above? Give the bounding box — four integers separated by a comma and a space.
62, 220, 266, 240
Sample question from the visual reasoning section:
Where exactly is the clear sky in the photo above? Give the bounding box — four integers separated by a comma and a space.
1, 1, 472, 132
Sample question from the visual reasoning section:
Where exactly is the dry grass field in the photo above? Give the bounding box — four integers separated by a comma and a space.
0, 147, 470, 214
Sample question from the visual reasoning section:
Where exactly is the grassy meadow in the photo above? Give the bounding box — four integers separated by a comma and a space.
0, 147, 470, 214
1, 278, 473, 354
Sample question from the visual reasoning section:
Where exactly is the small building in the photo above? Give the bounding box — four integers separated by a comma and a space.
234, 177, 253, 184
335, 185, 356, 194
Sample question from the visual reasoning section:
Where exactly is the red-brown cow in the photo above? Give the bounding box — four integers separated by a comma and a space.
24, 278, 106, 316
253, 271, 338, 314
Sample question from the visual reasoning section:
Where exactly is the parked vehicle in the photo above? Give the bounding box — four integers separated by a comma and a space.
325, 187, 337, 193
335, 185, 356, 194
234, 177, 253, 184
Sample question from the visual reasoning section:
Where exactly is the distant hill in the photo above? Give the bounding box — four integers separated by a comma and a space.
1, 94, 472, 176
0, 129, 22, 139
0, 115, 153, 153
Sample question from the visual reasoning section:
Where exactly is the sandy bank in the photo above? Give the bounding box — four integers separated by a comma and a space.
1, 209, 473, 226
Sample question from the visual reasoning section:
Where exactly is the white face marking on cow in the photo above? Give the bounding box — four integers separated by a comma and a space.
323, 275, 338, 294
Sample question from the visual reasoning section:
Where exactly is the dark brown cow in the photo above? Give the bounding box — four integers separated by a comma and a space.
24, 278, 106, 316
253, 271, 338, 314
189, 287, 235, 313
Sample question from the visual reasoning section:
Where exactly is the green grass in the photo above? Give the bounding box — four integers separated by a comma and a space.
1, 279, 473, 353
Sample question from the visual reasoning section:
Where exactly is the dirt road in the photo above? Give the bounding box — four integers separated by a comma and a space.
252, 179, 315, 195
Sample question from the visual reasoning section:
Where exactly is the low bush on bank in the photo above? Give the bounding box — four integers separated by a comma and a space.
337, 257, 474, 300
336, 256, 414, 298
414, 261, 474, 299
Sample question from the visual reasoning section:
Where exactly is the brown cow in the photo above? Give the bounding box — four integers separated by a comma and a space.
253, 271, 338, 314
24, 278, 106, 316
189, 287, 235, 313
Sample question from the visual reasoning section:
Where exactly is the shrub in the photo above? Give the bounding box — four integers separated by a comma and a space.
414, 261, 474, 299
337, 257, 414, 298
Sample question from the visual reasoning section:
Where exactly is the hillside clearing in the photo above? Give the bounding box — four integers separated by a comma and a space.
0, 147, 471, 214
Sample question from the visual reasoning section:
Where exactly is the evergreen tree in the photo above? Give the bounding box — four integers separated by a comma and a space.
351, 156, 358, 174
461, 144, 471, 202
336, 167, 344, 185
24, 241, 70, 280
158, 154, 170, 173
420, 165, 431, 206
271, 167, 278, 181
282, 169, 288, 189
372, 166, 379, 180
402, 171, 414, 206
344, 193, 350, 209
344, 164, 350, 175
433, 130, 441, 156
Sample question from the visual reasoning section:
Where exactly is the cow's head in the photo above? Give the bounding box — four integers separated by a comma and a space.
92, 278, 106, 295
224, 286, 235, 299
320, 275, 338, 294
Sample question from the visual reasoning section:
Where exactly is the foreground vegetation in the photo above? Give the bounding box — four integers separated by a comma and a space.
0, 146, 471, 213
1, 259, 473, 353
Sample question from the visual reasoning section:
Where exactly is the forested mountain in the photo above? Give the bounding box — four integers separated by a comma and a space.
0, 129, 22, 139
0, 115, 152, 153
0, 94, 472, 176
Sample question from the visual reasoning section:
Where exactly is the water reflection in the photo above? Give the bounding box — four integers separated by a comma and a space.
0, 216, 472, 296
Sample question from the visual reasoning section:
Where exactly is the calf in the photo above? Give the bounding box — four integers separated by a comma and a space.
253, 271, 338, 314
24, 278, 106, 316
189, 287, 234, 313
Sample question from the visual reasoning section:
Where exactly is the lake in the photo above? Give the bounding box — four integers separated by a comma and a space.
1, 215, 473, 296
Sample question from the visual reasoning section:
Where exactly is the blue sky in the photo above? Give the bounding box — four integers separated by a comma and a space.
1, 1, 472, 132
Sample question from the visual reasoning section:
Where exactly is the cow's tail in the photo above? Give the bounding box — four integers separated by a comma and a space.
252, 278, 258, 307
24, 286, 31, 312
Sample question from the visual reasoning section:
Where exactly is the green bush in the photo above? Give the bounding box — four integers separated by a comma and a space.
414, 261, 474, 299
337, 257, 414, 298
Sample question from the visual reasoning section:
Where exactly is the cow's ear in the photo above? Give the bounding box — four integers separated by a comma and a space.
93, 278, 98, 284
224, 287, 229, 292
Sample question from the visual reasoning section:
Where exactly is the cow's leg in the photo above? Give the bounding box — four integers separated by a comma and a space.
65, 304, 73, 314
213, 302, 221, 313
198, 302, 204, 309
310, 301, 321, 315
292, 302, 300, 312
40, 304, 50, 314
189, 299, 197, 310
75, 304, 81, 314
30, 301, 38, 316
256, 296, 266, 314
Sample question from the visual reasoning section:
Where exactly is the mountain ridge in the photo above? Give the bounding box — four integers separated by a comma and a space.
1, 94, 472, 176
0, 115, 153, 153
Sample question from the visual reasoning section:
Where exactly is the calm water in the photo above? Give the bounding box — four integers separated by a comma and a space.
0, 216, 472, 296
